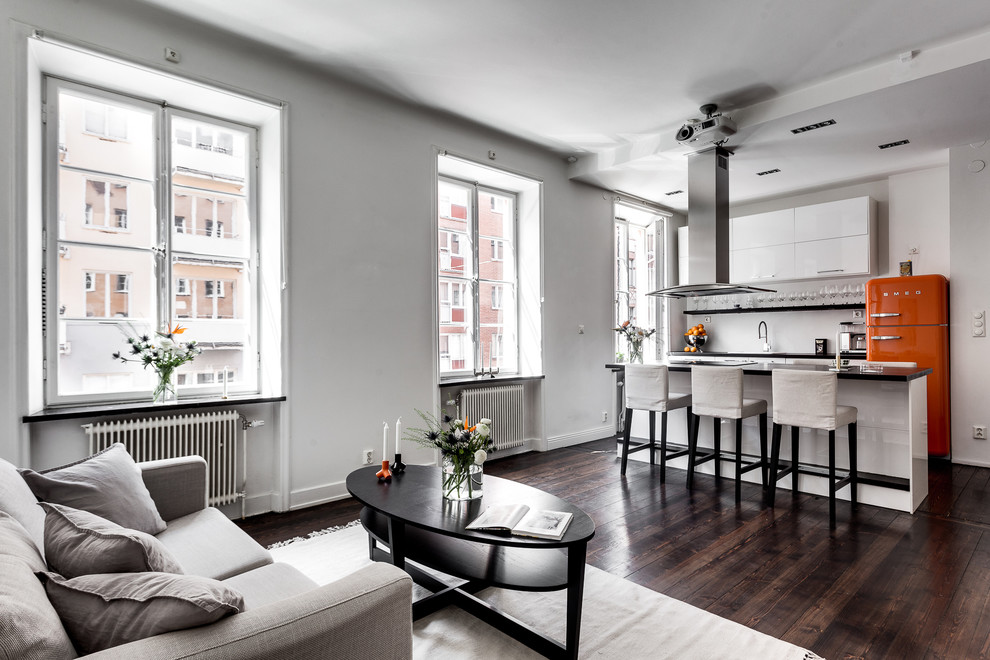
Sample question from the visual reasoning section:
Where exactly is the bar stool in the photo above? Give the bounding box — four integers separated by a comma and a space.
686, 366, 768, 500
620, 364, 692, 481
769, 369, 858, 529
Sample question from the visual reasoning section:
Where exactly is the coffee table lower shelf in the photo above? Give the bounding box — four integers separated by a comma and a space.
360, 507, 585, 660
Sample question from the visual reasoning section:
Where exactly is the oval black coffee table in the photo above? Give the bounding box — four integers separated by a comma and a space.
346, 464, 595, 660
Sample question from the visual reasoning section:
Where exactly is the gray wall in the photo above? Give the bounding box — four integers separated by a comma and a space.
0, 0, 617, 508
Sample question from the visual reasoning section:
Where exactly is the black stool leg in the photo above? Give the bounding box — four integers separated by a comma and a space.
713, 417, 722, 483
828, 429, 837, 529
759, 412, 768, 488
734, 418, 743, 502
648, 411, 657, 466
659, 411, 669, 483
620, 407, 633, 475
849, 421, 858, 507
790, 426, 800, 493
687, 411, 700, 489
769, 422, 783, 506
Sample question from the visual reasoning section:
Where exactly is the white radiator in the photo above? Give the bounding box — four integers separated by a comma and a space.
82, 410, 246, 514
459, 385, 525, 451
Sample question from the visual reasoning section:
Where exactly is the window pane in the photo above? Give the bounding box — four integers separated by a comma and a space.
438, 276, 473, 373
58, 171, 156, 248
478, 190, 514, 281
171, 116, 250, 260
479, 282, 517, 373
57, 244, 155, 320
60, 92, 154, 181
438, 180, 473, 278
58, 321, 159, 397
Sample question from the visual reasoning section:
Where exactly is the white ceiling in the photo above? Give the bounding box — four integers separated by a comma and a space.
137, 0, 990, 211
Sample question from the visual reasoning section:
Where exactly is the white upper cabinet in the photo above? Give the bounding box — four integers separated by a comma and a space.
731, 208, 794, 250
729, 196, 875, 283
794, 197, 871, 241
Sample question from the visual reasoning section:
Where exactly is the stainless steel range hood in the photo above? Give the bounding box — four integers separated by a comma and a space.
649, 145, 774, 298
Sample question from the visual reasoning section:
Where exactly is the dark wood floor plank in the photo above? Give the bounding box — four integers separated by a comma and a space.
236, 439, 990, 659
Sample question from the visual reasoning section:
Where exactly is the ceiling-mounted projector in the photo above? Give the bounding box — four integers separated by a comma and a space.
675, 104, 736, 145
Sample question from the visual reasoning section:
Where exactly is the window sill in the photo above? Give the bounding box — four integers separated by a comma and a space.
22, 394, 286, 423
439, 374, 545, 387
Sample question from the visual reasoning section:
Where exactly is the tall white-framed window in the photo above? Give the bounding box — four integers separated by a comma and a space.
614, 201, 668, 362
436, 175, 519, 376
45, 77, 260, 404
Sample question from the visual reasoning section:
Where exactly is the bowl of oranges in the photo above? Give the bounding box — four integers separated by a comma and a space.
684, 323, 707, 352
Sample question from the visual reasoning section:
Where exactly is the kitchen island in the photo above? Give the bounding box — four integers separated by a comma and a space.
607, 362, 931, 513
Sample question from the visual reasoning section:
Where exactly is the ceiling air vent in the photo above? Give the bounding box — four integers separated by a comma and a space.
791, 119, 837, 134
756, 168, 781, 176
878, 139, 910, 149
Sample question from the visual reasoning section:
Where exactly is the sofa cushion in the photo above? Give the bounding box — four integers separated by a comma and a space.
0, 511, 46, 573
19, 443, 166, 535
41, 502, 184, 579
0, 457, 46, 557
0, 557, 77, 660
39, 571, 244, 655
221, 561, 319, 611
155, 507, 272, 580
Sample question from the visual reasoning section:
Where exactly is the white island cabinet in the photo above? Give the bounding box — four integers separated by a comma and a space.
617, 363, 928, 514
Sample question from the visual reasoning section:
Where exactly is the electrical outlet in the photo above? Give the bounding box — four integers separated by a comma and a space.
601, 411, 608, 423
852, 309, 864, 319
973, 426, 987, 440
362, 449, 374, 464
704, 316, 712, 323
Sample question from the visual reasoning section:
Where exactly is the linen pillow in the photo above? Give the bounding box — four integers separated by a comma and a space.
0, 557, 77, 660
0, 511, 46, 572
41, 502, 183, 579
38, 571, 244, 655
19, 443, 167, 535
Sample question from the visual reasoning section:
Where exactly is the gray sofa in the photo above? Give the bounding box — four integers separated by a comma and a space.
0, 453, 413, 659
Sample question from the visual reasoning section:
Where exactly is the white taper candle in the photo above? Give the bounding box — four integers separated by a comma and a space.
395, 417, 402, 453
383, 422, 389, 460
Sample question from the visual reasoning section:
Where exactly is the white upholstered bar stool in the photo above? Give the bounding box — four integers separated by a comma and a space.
686, 366, 768, 501
769, 369, 858, 529
620, 364, 692, 481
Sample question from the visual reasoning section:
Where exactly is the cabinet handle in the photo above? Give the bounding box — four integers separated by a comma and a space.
752, 274, 776, 279
817, 268, 845, 273
871, 335, 902, 341
870, 312, 901, 318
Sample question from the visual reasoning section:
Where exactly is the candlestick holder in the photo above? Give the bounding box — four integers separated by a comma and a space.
391, 453, 406, 473
376, 460, 392, 483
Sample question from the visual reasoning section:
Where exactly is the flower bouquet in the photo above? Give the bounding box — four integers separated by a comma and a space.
407, 410, 495, 500
113, 323, 202, 403
614, 320, 655, 363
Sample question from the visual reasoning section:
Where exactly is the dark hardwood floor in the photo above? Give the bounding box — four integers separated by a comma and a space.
236, 439, 990, 659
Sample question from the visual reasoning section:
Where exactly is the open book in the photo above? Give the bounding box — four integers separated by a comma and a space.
465, 503, 573, 540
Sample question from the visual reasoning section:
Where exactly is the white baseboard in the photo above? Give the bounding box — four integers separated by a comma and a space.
548, 427, 614, 451
288, 480, 351, 511
951, 457, 990, 468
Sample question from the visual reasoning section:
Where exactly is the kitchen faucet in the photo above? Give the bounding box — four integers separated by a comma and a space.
758, 321, 771, 352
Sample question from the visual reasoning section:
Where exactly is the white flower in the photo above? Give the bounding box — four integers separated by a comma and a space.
159, 338, 174, 350
453, 429, 464, 440
475, 423, 490, 438
479, 418, 492, 425
453, 419, 462, 428
474, 449, 488, 464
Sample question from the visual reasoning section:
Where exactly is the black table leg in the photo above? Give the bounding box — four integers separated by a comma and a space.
387, 516, 406, 569
564, 542, 587, 659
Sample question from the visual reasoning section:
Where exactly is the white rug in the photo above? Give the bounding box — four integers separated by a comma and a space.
270, 524, 822, 659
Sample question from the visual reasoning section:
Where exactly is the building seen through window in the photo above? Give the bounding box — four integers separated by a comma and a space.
50, 82, 256, 401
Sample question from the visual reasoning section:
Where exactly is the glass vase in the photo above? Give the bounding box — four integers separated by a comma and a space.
628, 341, 644, 364
152, 369, 177, 405
441, 453, 483, 501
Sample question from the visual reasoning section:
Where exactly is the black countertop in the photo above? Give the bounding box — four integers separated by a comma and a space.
667, 351, 867, 359
607, 362, 931, 382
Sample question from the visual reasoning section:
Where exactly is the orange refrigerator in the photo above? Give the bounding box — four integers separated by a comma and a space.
866, 274, 950, 457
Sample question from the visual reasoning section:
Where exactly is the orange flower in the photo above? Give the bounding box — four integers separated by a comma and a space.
168, 323, 187, 335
